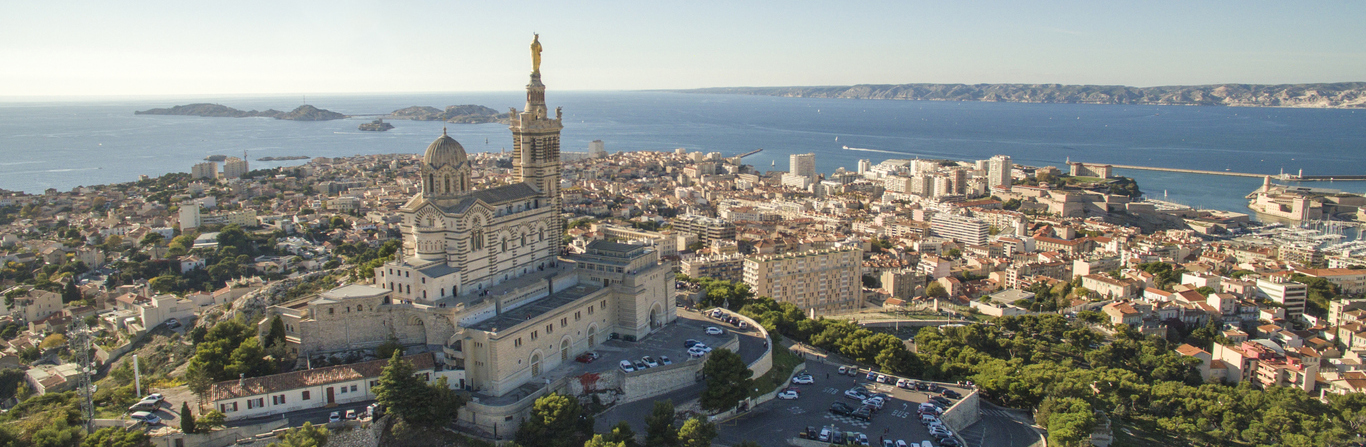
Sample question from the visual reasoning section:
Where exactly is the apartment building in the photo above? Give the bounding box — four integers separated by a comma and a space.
929, 213, 989, 246
744, 247, 863, 315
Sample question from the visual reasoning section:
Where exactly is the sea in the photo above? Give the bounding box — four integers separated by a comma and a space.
2, 91, 1365, 216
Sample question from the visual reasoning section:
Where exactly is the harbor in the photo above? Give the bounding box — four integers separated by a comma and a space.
1100, 163, 1365, 181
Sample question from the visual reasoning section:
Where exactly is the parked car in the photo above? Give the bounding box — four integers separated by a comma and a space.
576, 352, 598, 363
843, 388, 869, 400
165, 318, 181, 329
792, 373, 815, 384
896, 441, 909, 447
642, 356, 659, 368
328, 411, 341, 423
855, 433, 871, 446
777, 389, 799, 400
345, 409, 357, 420
929, 427, 953, 438
883, 440, 896, 447
659, 355, 672, 365
876, 374, 889, 383
634, 360, 649, 370
831, 431, 846, 445
684, 339, 702, 348
620, 360, 636, 372
688, 347, 706, 358
896, 378, 910, 388
130, 411, 161, 425
930, 396, 952, 406
692, 344, 712, 353
127, 399, 159, 413
838, 365, 849, 375
937, 438, 961, 446
705, 326, 723, 335
803, 426, 817, 439
143, 393, 165, 404
862, 396, 885, 410
914, 382, 929, 391
865, 371, 878, 381
928, 383, 944, 392
829, 402, 855, 416
850, 407, 873, 421
819, 427, 832, 442
942, 390, 962, 399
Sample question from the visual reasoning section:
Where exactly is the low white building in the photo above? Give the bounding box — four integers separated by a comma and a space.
210, 353, 456, 421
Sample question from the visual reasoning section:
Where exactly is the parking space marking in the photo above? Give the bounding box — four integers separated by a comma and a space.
788, 406, 806, 415
823, 387, 839, 394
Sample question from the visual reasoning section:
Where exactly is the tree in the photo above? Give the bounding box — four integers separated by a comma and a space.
677, 418, 717, 447
198, 410, 226, 430
39, 333, 67, 350
699, 349, 752, 413
583, 435, 626, 447
265, 316, 286, 349
139, 232, 164, 247
180, 401, 197, 434
515, 393, 593, 447
62, 280, 81, 303
267, 422, 328, 447
925, 282, 947, 298
644, 400, 679, 447
81, 426, 152, 447
604, 421, 640, 447
374, 351, 423, 420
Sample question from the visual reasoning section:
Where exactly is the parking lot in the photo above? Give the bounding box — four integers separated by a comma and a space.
577, 308, 764, 376
715, 359, 973, 447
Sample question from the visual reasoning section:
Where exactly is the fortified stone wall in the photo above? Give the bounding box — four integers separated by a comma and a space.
295, 305, 457, 355
939, 389, 981, 433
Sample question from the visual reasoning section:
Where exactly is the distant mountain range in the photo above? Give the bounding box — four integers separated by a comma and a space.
681, 82, 1366, 108
135, 104, 346, 120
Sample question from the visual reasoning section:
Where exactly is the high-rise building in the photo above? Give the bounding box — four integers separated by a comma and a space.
987, 155, 1012, 190
930, 214, 990, 246
191, 162, 217, 180
1257, 276, 1307, 321
179, 205, 201, 230
588, 140, 606, 158
223, 157, 249, 179
857, 159, 871, 175
743, 247, 863, 315
790, 153, 816, 180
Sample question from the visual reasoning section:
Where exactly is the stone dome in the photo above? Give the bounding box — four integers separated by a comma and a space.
423, 128, 468, 169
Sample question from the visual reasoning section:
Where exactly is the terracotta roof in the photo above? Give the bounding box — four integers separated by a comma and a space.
210, 353, 435, 401
1176, 343, 1208, 357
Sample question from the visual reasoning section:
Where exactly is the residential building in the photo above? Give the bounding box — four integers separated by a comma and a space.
930, 214, 989, 246
744, 247, 862, 315
1257, 276, 1308, 321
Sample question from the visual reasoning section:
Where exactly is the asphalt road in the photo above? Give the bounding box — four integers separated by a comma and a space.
713, 359, 972, 447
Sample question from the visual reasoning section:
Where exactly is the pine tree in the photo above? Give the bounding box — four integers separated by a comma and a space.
644, 400, 678, 447
699, 349, 753, 412
62, 280, 81, 303
180, 401, 197, 434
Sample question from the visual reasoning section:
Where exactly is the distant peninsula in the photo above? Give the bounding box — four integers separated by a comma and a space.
389, 105, 511, 124
681, 82, 1366, 108
135, 103, 346, 121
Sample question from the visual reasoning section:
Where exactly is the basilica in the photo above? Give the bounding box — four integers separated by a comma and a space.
255, 36, 674, 415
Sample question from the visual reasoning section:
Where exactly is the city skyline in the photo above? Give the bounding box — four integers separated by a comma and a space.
3, 1, 1365, 97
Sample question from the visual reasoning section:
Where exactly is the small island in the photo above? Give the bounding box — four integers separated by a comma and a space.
256, 156, 310, 162
136, 103, 347, 121
389, 105, 512, 124
359, 118, 394, 131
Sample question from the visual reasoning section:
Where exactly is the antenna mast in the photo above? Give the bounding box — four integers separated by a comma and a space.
69, 317, 94, 433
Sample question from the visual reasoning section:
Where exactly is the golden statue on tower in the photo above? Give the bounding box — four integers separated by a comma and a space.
530, 34, 542, 74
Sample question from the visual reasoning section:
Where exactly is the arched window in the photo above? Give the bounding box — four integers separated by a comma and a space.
472, 228, 484, 250
427, 174, 434, 193
444, 175, 451, 194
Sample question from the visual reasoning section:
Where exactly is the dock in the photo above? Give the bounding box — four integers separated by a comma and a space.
1094, 163, 1364, 182
736, 148, 763, 158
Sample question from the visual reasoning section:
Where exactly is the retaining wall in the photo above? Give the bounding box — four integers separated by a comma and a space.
939, 389, 982, 434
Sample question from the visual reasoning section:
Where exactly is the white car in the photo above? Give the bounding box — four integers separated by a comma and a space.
688, 347, 706, 358
705, 326, 723, 335
862, 397, 885, 409
777, 389, 799, 400
328, 411, 341, 423
930, 427, 954, 438
660, 355, 672, 365
642, 356, 659, 368
620, 360, 636, 372
791, 374, 815, 384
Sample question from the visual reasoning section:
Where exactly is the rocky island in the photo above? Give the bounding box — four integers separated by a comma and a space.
683, 82, 1366, 108
135, 103, 347, 121
389, 104, 511, 124
358, 118, 394, 131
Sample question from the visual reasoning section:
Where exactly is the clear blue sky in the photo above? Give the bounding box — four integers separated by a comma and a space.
3, 0, 1363, 96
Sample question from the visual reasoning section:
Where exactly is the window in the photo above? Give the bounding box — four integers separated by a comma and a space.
515, 338, 522, 347
574, 311, 581, 321
561, 317, 568, 327
546, 324, 553, 334
350, 385, 358, 392
601, 300, 607, 308
531, 331, 538, 341
588, 305, 594, 314
340, 387, 347, 394
302, 391, 310, 400
357, 305, 363, 312
329, 308, 334, 315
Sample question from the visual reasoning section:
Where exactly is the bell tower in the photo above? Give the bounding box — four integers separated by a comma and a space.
511, 34, 564, 252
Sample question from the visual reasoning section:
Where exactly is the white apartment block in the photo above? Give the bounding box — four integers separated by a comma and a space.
930, 214, 989, 246
790, 153, 816, 180
223, 157, 249, 179
192, 162, 218, 180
